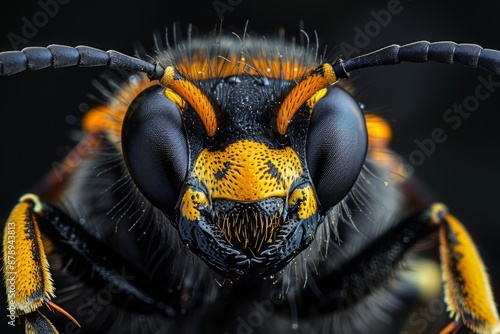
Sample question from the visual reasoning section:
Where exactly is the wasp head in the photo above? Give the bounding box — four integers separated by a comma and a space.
122, 40, 368, 278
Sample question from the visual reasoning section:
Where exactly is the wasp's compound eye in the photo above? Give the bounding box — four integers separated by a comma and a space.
306, 86, 368, 211
122, 85, 188, 214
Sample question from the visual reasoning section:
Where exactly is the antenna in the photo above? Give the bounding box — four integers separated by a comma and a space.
332, 41, 500, 78
0, 44, 165, 80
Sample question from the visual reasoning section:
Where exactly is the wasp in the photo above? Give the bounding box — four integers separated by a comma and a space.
0, 30, 499, 334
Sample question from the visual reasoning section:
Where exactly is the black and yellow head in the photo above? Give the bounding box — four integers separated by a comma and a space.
121, 37, 368, 277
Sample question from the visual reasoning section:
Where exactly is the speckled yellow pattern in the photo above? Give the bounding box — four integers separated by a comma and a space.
180, 188, 210, 221
288, 184, 318, 220
192, 140, 303, 202
2, 195, 54, 314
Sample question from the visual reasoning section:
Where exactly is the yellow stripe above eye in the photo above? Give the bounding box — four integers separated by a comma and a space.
277, 63, 337, 135
164, 88, 186, 111
161, 66, 218, 137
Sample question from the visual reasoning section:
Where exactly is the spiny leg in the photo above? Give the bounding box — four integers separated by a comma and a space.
430, 204, 500, 334
2, 194, 79, 333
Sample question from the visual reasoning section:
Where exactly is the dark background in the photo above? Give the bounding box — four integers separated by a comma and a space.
0, 0, 499, 333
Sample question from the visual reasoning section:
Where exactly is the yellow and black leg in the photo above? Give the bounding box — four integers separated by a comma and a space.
2, 194, 79, 334
428, 204, 500, 334
291, 203, 498, 334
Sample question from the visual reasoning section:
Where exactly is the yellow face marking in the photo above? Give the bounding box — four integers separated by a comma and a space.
439, 213, 500, 333
288, 184, 318, 219
161, 66, 218, 137
164, 88, 186, 111
277, 64, 337, 135
193, 140, 303, 202
180, 188, 209, 221
306, 88, 327, 111
2, 194, 54, 314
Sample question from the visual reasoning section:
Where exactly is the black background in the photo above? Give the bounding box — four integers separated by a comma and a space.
0, 0, 499, 333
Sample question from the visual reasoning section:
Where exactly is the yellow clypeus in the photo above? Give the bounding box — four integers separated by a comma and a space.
193, 140, 304, 202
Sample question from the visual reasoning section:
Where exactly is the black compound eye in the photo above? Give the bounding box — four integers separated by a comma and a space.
306, 86, 368, 211
122, 85, 188, 214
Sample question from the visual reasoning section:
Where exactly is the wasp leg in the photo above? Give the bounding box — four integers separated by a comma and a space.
25, 311, 59, 333
2, 194, 78, 334
430, 203, 500, 334
439, 320, 463, 334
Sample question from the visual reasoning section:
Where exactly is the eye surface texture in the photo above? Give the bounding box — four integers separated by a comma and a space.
306, 85, 368, 211
122, 85, 188, 215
